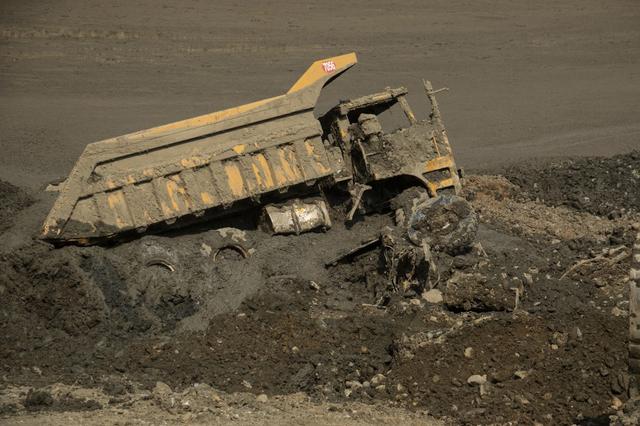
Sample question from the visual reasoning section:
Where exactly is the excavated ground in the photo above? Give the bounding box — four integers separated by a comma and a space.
1, 151, 639, 425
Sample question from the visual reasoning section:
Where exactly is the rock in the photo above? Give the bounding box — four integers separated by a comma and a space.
444, 272, 513, 312
344, 389, 352, 397
594, 277, 607, 288
291, 346, 300, 354
611, 306, 624, 317
523, 273, 533, 285
153, 381, 172, 397
570, 327, 583, 342
611, 396, 623, 410
410, 298, 422, 306
422, 289, 443, 304
362, 381, 371, 388
309, 281, 320, 291
396, 384, 406, 393
241, 380, 252, 389
256, 394, 268, 403
345, 380, 363, 390
467, 374, 487, 386
514, 370, 529, 379
375, 385, 386, 392
464, 347, 474, 359
370, 373, 386, 386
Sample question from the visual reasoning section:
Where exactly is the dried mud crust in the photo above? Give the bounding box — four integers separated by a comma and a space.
2, 154, 640, 425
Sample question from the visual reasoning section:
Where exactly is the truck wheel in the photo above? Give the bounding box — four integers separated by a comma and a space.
407, 194, 478, 255
138, 239, 180, 273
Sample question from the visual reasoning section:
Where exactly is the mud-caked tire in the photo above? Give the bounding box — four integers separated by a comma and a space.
137, 238, 182, 273
407, 194, 478, 255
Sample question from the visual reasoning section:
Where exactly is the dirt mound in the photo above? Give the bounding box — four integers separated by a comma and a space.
504, 150, 640, 217
0, 180, 33, 233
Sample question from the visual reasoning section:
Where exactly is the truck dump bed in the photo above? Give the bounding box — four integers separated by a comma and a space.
42, 53, 357, 244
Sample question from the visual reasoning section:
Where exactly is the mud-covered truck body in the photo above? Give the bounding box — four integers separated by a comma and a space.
42, 53, 461, 245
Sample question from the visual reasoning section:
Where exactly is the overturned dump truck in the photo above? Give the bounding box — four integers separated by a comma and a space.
42, 52, 466, 245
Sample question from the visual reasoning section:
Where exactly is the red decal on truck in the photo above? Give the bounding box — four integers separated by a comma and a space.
321, 60, 336, 73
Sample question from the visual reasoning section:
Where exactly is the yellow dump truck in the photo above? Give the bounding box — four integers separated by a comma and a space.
42, 52, 462, 245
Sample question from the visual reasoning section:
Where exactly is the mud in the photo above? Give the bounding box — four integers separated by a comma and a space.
2, 152, 640, 425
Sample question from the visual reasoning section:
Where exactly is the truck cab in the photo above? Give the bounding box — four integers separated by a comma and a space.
320, 83, 462, 197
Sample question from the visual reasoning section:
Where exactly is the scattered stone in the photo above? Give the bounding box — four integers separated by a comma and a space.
611, 306, 624, 317
256, 394, 268, 403
570, 327, 583, 342
375, 385, 386, 393
523, 273, 534, 285
445, 272, 513, 312
370, 373, 386, 386
241, 380, 252, 389
467, 374, 487, 386
611, 396, 623, 410
153, 381, 172, 396
396, 384, 406, 393
552, 331, 568, 346
309, 281, 320, 291
345, 380, 363, 390
464, 347, 474, 359
422, 289, 443, 304
594, 277, 607, 288
291, 346, 300, 354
